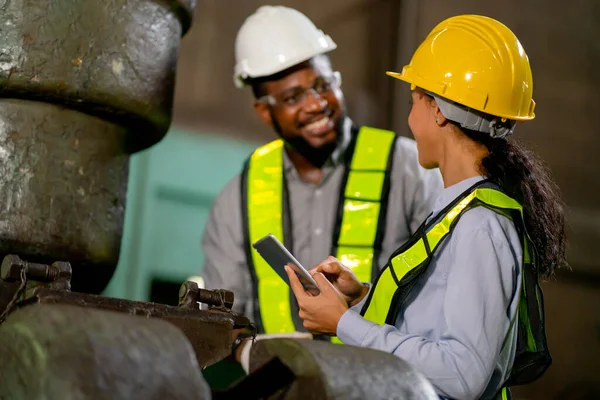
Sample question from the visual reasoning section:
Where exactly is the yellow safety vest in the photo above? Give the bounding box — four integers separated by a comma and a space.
242, 126, 397, 336
361, 181, 551, 397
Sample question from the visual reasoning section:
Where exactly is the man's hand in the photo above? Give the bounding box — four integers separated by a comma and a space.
309, 256, 369, 307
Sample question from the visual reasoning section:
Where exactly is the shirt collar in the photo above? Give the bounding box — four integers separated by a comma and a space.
430, 175, 486, 218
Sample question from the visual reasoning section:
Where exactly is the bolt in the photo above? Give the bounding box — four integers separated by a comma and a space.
178, 281, 199, 308
52, 261, 72, 281
26, 262, 56, 282
197, 289, 234, 310
217, 290, 235, 310
179, 281, 197, 299
0, 255, 25, 282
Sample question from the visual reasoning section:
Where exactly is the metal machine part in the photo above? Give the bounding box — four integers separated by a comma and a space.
0, 303, 212, 400
0, 0, 196, 149
0, 270, 440, 400
0, 254, 250, 369
0, 0, 196, 294
0, 1, 254, 398
243, 338, 439, 400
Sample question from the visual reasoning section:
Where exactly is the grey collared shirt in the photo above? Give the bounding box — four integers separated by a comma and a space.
200, 119, 444, 319
337, 176, 523, 400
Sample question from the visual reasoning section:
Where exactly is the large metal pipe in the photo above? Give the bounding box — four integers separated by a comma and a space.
0, 0, 196, 293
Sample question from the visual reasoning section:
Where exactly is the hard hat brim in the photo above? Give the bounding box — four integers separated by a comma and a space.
385, 71, 416, 91
386, 70, 418, 92
385, 71, 408, 83
384, 70, 536, 121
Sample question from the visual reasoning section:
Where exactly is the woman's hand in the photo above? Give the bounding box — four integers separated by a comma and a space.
285, 265, 348, 335
309, 256, 369, 307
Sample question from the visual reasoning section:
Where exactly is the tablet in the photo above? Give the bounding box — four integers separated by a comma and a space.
252, 234, 320, 296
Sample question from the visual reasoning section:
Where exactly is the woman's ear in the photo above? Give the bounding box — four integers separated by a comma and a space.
432, 101, 447, 126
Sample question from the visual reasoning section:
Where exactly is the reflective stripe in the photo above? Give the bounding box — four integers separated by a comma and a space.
337, 126, 395, 284
360, 267, 397, 325
363, 188, 530, 326
345, 171, 386, 201
245, 126, 396, 335
247, 140, 295, 333
361, 185, 539, 391
350, 126, 395, 171
332, 127, 395, 344
360, 182, 549, 390
338, 200, 381, 246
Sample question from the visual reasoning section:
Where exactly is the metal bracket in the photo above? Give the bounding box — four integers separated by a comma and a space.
0, 254, 251, 369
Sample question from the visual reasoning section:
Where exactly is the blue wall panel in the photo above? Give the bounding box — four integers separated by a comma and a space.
103, 129, 259, 302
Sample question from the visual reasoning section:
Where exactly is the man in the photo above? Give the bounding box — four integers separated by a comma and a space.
200, 5, 443, 367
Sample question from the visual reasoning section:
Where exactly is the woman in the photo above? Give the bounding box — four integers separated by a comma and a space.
285, 15, 567, 400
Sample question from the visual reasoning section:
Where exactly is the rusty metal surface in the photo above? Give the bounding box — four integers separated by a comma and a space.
0, 303, 211, 400
20, 286, 248, 368
0, 0, 196, 293
163, 0, 198, 33
0, 255, 250, 369
249, 339, 439, 400
0, 0, 195, 152
0, 100, 129, 294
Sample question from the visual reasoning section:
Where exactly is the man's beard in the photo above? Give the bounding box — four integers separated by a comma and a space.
271, 112, 346, 168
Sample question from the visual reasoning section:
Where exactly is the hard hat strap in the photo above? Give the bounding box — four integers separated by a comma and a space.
425, 90, 516, 139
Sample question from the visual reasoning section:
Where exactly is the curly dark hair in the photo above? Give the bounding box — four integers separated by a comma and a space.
459, 127, 569, 279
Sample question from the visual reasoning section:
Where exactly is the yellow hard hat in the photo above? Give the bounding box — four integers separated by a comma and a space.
387, 15, 535, 121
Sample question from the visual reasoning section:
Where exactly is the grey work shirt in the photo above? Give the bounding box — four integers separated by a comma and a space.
200, 118, 444, 319
338, 176, 523, 400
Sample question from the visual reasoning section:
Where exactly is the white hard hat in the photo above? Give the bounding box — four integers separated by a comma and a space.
233, 6, 337, 88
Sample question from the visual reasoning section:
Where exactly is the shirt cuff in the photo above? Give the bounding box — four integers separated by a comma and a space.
336, 309, 377, 346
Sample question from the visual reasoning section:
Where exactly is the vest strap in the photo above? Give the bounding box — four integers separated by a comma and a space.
360, 180, 551, 389
242, 140, 296, 333
243, 126, 397, 336
330, 126, 397, 344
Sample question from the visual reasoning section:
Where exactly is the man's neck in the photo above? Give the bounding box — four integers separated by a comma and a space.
282, 116, 353, 184
285, 146, 326, 184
